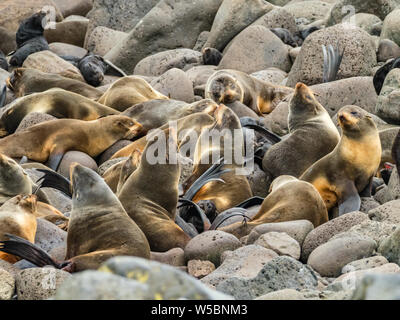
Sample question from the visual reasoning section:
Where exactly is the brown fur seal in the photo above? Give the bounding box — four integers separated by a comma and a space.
183, 104, 253, 212
301, 105, 382, 215
218, 175, 328, 239
0, 115, 143, 171
118, 129, 191, 252
0, 195, 37, 263
205, 69, 293, 115
98, 76, 168, 111
7, 68, 103, 100
262, 82, 340, 179
0, 88, 119, 136
0, 164, 150, 271
111, 112, 216, 160
121, 98, 218, 136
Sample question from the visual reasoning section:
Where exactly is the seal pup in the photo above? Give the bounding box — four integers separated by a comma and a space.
262, 82, 340, 179
0, 195, 37, 263
0, 88, 119, 136
0, 164, 151, 271
217, 176, 328, 239
118, 128, 192, 252
205, 69, 293, 115
182, 104, 253, 212
7, 68, 103, 99
0, 115, 143, 170
373, 57, 400, 95
97, 76, 168, 112
301, 105, 382, 215
202, 47, 223, 66
78, 53, 107, 87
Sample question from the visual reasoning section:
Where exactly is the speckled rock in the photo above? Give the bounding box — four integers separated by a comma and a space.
251, 7, 298, 34
0, 269, 15, 300
284, 1, 333, 25
186, 65, 217, 88
201, 245, 278, 288
247, 164, 271, 197
329, 263, 400, 292
374, 185, 393, 204
134, 49, 203, 77
57, 151, 98, 178
52, 0, 92, 18
360, 197, 381, 213
34, 218, 67, 253
255, 232, 301, 259
49, 42, 88, 58
151, 68, 195, 103
352, 274, 400, 300
193, 31, 209, 51
216, 256, 319, 300
287, 25, 376, 87
85, 26, 127, 56
105, 0, 223, 74
98, 157, 128, 176
0, 260, 20, 277
377, 39, 400, 62
251, 68, 288, 85
16, 113, 57, 133
342, 256, 390, 274
188, 260, 216, 279
44, 19, 88, 47
353, 13, 382, 35
327, 0, 400, 25
381, 9, 400, 47
204, 0, 274, 52
256, 288, 305, 300
150, 248, 185, 267
369, 200, 400, 224
98, 256, 233, 300
218, 26, 292, 74
184, 231, 242, 266
248, 220, 314, 247
15, 267, 71, 300
22, 50, 85, 82
378, 227, 400, 265
307, 234, 377, 277
301, 211, 368, 262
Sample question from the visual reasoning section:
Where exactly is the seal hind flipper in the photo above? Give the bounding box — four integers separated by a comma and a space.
322, 44, 345, 83
104, 59, 127, 77
46, 148, 65, 171
178, 198, 211, 233
240, 117, 281, 144
0, 234, 61, 268
35, 168, 72, 197
184, 158, 231, 200
209, 208, 250, 230
236, 196, 264, 209
0, 85, 6, 108
174, 214, 199, 238
338, 182, 361, 216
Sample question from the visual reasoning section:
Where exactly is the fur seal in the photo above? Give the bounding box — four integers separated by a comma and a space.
7, 68, 103, 99
0, 164, 150, 271
218, 175, 328, 239
0, 88, 119, 136
119, 98, 218, 137
182, 104, 253, 212
262, 82, 340, 179
0, 195, 37, 263
373, 57, 400, 95
301, 105, 382, 215
78, 53, 107, 87
205, 69, 293, 115
202, 47, 223, 66
270, 28, 302, 47
111, 112, 216, 160
118, 129, 191, 252
0, 115, 143, 171
10, 36, 49, 67
98, 76, 168, 112
15, 11, 46, 48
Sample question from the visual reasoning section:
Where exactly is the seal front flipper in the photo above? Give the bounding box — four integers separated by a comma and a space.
209, 208, 250, 230
240, 117, 281, 144
0, 85, 6, 108
35, 168, 72, 197
236, 196, 264, 209
174, 214, 199, 238
178, 198, 211, 233
46, 147, 65, 171
0, 234, 61, 268
338, 181, 361, 216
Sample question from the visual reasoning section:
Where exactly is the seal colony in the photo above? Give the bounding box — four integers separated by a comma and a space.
0, 1, 398, 301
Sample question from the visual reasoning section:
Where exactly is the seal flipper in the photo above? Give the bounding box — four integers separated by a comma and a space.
209, 208, 250, 230
236, 196, 264, 209
0, 85, 6, 108
35, 169, 72, 197
178, 198, 211, 232
0, 234, 61, 268
240, 117, 282, 144
183, 158, 231, 200
338, 181, 361, 216
174, 214, 199, 238
46, 147, 65, 171
360, 177, 374, 197
322, 44, 345, 83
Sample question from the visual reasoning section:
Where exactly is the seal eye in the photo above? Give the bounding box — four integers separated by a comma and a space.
351, 111, 358, 116
305, 95, 312, 100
